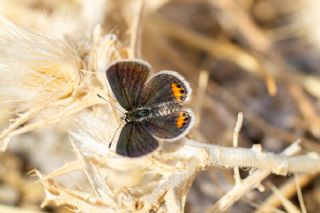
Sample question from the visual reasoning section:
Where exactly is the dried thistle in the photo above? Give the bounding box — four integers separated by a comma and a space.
0, 17, 111, 150
1, 1, 320, 213
0, 17, 81, 109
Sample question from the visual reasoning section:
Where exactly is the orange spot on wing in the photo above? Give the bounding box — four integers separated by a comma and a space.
171, 83, 185, 101
176, 112, 189, 129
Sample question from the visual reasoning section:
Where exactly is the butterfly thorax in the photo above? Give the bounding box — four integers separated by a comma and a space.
125, 107, 152, 122
125, 103, 181, 122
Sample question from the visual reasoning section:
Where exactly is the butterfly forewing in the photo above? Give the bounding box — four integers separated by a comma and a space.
142, 110, 194, 140
116, 122, 159, 157
141, 71, 191, 106
107, 60, 150, 111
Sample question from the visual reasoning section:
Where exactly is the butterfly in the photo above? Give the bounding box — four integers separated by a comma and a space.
106, 59, 194, 157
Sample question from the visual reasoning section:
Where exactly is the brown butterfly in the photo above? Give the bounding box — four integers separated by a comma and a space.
106, 60, 194, 157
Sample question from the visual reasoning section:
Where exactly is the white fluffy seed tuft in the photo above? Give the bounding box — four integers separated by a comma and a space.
0, 17, 81, 110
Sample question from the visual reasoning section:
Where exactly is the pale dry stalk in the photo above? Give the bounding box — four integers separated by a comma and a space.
207, 141, 301, 213
255, 173, 318, 213
233, 112, 243, 185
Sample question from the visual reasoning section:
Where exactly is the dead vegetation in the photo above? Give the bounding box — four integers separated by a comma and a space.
0, 0, 320, 212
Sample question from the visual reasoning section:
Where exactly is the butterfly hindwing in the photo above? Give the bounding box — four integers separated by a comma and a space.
116, 122, 159, 157
142, 109, 194, 140
106, 60, 150, 111
141, 71, 191, 106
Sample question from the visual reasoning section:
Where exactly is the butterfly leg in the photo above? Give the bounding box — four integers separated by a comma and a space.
108, 121, 124, 148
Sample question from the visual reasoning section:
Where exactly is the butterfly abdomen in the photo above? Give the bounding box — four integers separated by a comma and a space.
126, 103, 182, 123
152, 102, 181, 116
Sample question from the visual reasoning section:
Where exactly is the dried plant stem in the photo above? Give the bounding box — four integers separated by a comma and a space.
288, 83, 320, 138
233, 112, 243, 185
36, 171, 114, 211
150, 13, 261, 74
194, 70, 208, 128
0, 93, 101, 150
302, 76, 320, 98
35, 161, 82, 181
294, 174, 307, 213
37, 139, 319, 212
144, 23, 198, 82
210, 0, 277, 96
206, 141, 301, 213
129, 0, 144, 59
70, 140, 115, 203
268, 183, 301, 213
151, 5, 317, 101
70, 140, 101, 198
210, 0, 320, 116
0, 105, 46, 151
187, 139, 320, 174
0, 204, 43, 213
209, 81, 320, 152
211, 0, 271, 52
165, 189, 183, 213
255, 173, 317, 212
150, 12, 275, 96
143, 164, 198, 211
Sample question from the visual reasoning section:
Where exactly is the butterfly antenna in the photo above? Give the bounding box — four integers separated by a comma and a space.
108, 120, 124, 148
97, 94, 125, 114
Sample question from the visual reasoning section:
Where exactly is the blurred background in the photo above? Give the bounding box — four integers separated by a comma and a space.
0, 0, 320, 212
